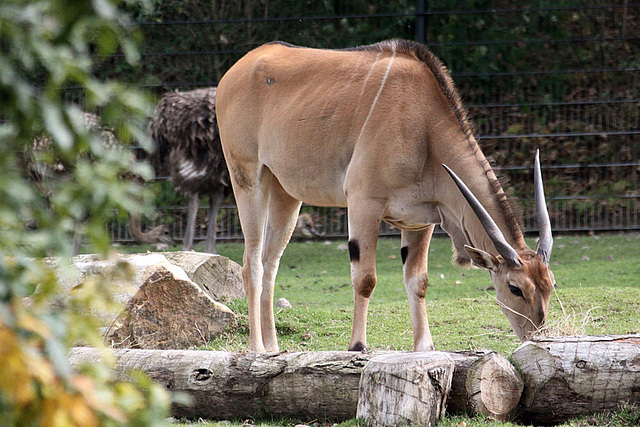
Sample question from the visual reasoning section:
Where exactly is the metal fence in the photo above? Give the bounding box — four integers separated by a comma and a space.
107, 2, 640, 244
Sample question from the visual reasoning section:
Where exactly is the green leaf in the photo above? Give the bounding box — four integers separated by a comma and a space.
41, 102, 73, 151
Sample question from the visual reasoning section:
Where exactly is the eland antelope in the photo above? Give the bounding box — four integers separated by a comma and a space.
216, 39, 555, 353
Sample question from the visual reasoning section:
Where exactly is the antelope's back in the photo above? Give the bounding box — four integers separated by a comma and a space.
216, 41, 448, 206
216, 42, 375, 154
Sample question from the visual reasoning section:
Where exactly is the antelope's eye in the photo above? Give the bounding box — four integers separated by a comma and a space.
508, 284, 524, 298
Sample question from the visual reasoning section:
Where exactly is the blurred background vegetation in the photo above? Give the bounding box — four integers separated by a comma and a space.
97, 0, 639, 243
0, 0, 170, 425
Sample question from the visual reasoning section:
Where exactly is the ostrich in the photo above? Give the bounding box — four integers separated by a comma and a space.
149, 87, 230, 254
23, 112, 175, 253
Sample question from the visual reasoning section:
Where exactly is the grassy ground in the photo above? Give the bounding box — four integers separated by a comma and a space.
172, 405, 640, 427
124, 232, 640, 426
206, 233, 640, 355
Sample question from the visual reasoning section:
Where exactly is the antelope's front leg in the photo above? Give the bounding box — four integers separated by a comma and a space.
346, 202, 384, 352
401, 226, 435, 351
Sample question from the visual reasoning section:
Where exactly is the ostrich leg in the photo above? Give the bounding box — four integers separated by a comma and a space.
72, 230, 82, 255
183, 193, 200, 251
204, 189, 224, 254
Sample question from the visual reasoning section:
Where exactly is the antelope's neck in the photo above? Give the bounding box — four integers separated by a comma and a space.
436, 150, 528, 263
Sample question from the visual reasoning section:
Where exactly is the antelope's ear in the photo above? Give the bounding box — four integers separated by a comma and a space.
464, 245, 499, 272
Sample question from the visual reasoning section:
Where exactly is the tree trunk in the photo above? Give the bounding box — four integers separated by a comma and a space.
447, 350, 523, 421
356, 352, 454, 426
68, 348, 523, 422
512, 334, 640, 425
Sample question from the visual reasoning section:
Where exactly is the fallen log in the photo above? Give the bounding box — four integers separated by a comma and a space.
68, 348, 523, 421
163, 252, 244, 303
357, 352, 454, 426
512, 334, 640, 425
69, 348, 373, 421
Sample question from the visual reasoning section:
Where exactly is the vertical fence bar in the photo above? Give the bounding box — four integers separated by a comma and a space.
415, 0, 427, 44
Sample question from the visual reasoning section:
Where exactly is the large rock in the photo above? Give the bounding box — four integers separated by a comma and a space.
104, 261, 235, 349
41, 252, 243, 349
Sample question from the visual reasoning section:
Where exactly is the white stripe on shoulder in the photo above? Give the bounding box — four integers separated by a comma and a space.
353, 51, 382, 117
356, 47, 396, 142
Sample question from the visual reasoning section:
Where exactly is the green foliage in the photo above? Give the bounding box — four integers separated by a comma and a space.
0, 0, 170, 425
115, 0, 640, 99
106, 0, 416, 88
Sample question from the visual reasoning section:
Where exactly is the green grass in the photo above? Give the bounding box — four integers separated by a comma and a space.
122, 233, 640, 426
172, 404, 640, 427
204, 233, 640, 355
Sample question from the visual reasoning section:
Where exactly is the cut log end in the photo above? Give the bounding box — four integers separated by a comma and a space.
467, 352, 523, 420
447, 350, 523, 421
357, 352, 455, 427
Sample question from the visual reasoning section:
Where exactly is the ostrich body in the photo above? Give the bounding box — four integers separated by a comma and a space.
149, 87, 230, 254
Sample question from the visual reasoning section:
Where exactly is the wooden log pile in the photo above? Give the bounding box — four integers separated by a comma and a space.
58, 254, 640, 424
68, 334, 640, 425
68, 347, 523, 424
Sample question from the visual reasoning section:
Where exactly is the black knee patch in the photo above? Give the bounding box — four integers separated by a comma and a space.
348, 239, 360, 262
401, 246, 409, 264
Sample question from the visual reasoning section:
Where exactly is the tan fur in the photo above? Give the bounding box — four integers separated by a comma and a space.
217, 40, 554, 352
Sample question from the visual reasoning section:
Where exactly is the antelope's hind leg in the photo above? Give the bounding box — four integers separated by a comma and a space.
260, 178, 302, 352
401, 226, 435, 351
230, 165, 270, 353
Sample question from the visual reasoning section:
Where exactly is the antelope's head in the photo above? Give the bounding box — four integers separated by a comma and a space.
443, 151, 555, 341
